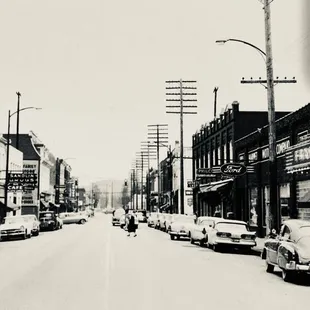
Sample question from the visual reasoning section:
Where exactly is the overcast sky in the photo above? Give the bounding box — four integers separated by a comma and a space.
0, 0, 309, 187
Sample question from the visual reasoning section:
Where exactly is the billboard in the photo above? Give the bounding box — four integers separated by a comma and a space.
22, 160, 39, 206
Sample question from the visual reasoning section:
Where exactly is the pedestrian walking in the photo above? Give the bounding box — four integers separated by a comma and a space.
126, 211, 138, 237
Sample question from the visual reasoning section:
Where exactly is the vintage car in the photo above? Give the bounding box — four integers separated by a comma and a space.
59, 212, 88, 225
155, 213, 165, 230
161, 214, 173, 232
0, 216, 33, 240
112, 208, 125, 226
120, 214, 127, 229
39, 211, 63, 230
136, 211, 147, 223
168, 215, 196, 240
261, 219, 310, 282
189, 216, 220, 246
147, 213, 159, 228
207, 219, 257, 251
22, 214, 41, 236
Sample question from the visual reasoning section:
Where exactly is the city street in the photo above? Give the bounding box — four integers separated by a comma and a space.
0, 213, 309, 310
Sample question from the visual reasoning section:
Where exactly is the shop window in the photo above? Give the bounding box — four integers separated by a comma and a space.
280, 183, 290, 223
249, 188, 258, 226
205, 151, 209, 168
223, 144, 227, 163
297, 180, 310, 219
207, 152, 210, 168
218, 146, 221, 165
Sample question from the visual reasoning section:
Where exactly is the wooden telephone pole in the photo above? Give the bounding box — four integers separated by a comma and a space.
240, 0, 297, 233
166, 80, 197, 214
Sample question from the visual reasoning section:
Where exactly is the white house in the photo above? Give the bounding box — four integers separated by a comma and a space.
172, 141, 193, 215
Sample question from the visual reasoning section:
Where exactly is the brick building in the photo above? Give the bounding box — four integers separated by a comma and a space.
234, 102, 310, 237
192, 101, 290, 219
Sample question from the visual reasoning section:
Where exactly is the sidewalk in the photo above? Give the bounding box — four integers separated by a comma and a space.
252, 237, 266, 255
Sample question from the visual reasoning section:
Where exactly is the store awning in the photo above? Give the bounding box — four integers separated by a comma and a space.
0, 200, 20, 211
199, 179, 233, 194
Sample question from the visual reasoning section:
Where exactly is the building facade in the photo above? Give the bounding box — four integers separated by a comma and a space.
171, 141, 193, 215
192, 101, 290, 219
234, 103, 310, 237
0, 135, 23, 218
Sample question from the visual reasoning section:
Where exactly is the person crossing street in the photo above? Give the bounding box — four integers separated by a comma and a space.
126, 211, 138, 237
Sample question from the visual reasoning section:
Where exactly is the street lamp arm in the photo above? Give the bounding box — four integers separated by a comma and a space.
216, 39, 266, 58
10, 107, 42, 118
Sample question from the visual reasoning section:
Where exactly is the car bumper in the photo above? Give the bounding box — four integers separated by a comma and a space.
1, 231, 25, 237
169, 231, 189, 237
214, 238, 256, 247
286, 261, 310, 272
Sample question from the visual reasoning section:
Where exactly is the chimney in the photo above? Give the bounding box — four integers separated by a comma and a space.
232, 101, 239, 112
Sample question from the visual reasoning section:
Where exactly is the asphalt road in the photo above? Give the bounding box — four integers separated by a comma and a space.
0, 213, 309, 310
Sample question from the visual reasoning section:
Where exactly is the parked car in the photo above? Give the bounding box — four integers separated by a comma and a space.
155, 213, 165, 229
112, 208, 125, 226
120, 214, 126, 229
261, 219, 310, 282
136, 211, 147, 223
39, 211, 63, 231
59, 212, 88, 225
162, 214, 173, 232
207, 219, 257, 252
22, 214, 41, 236
147, 213, 159, 228
86, 208, 95, 217
189, 216, 219, 246
168, 215, 196, 240
0, 216, 33, 240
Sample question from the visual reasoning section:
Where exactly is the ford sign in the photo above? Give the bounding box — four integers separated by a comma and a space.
220, 163, 247, 176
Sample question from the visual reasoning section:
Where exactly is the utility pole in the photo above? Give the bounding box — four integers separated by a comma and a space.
111, 182, 114, 209
166, 79, 197, 214
140, 141, 157, 211
16, 92, 21, 150
147, 124, 168, 211
239, 1, 297, 233
213, 87, 219, 119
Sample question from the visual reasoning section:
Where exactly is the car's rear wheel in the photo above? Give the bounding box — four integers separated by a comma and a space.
80, 219, 86, 225
282, 269, 295, 282
266, 262, 274, 273
199, 240, 205, 247
170, 234, 175, 240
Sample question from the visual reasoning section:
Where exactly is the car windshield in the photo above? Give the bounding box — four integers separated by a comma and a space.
201, 220, 213, 226
216, 222, 248, 232
4, 217, 25, 224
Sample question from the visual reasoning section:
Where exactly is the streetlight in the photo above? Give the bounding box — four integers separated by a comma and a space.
4, 107, 41, 217
215, 39, 266, 61
216, 36, 278, 233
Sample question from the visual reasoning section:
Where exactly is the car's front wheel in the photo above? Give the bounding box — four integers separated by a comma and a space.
266, 262, 274, 273
282, 269, 295, 282
80, 219, 86, 225
170, 234, 175, 240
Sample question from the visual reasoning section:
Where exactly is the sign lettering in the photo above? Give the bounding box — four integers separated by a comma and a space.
220, 163, 247, 177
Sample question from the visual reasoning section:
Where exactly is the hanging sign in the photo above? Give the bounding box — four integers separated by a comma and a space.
220, 163, 247, 177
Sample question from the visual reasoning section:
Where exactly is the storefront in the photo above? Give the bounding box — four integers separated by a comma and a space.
286, 136, 310, 221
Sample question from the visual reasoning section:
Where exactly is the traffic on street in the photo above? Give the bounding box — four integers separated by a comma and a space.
1, 212, 309, 310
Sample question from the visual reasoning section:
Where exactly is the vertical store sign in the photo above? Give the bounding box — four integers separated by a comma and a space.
22, 160, 39, 206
